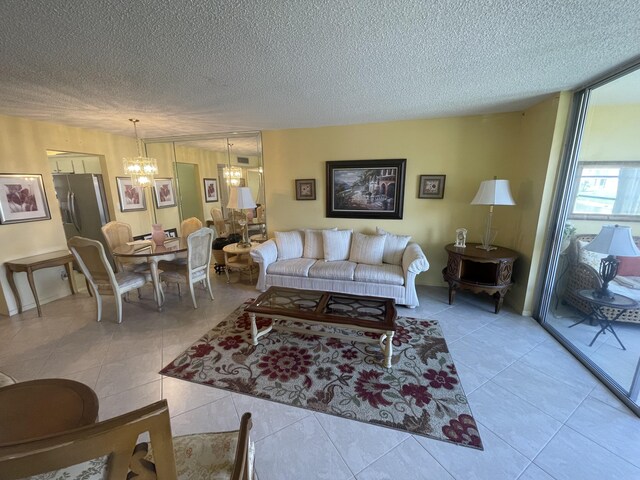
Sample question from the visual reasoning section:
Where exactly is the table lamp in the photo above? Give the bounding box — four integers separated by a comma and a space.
585, 225, 640, 299
227, 186, 257, 248
471, 177, 515, 251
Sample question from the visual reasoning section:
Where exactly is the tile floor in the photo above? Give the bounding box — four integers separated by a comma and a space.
1, 276, 639, 480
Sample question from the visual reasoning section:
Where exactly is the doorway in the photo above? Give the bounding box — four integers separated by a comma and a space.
175, 162, 203, 224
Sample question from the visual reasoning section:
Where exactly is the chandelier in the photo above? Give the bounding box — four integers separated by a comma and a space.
223, 166, 243, 186
123, 119, 158, 187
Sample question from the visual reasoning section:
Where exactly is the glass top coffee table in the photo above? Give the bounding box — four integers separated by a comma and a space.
245, 287, 397, 368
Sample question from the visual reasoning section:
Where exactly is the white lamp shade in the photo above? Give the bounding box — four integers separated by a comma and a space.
227, 186, 257, 210
471, 179, 516, 206
585, 225, 640, 256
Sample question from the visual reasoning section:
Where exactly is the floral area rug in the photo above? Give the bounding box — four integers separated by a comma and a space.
160, 302, 483, 450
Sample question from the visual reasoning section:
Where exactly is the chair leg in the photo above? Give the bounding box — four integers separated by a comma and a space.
115, 293, 124, 324
188, 281, 198, 309
137, 288, 143, 299
205, 275, 214, 301
95, 291, 102, 322
177, 283, 182, 298
225, 266, 231, 283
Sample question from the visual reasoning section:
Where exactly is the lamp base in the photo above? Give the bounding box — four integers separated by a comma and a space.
476, 244, 497, 251
593, 287, 615, 300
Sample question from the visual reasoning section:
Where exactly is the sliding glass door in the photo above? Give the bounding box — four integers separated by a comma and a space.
538, 62, 640, 415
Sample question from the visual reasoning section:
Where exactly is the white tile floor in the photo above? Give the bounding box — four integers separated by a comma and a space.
1, 276, 639, 480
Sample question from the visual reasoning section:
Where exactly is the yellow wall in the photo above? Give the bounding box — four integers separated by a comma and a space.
0, 114, 174, 316
262, 96, 567, 314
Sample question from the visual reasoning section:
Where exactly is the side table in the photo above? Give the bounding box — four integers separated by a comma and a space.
569, 289, 638, 350
223, 242, 258, 283
5, 250, 77, 317
442, 243, 518, 313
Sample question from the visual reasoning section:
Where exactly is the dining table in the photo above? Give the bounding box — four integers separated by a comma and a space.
112, 237, 187, 312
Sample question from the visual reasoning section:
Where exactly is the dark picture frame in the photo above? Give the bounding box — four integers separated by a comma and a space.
152, 177, 177, 209
203, 178, 219, 202
326, 159, 406, 219
0, 173, 51, 224
116, 177, 146, 212
418, 175, 446, 199
295, 179, 316, 200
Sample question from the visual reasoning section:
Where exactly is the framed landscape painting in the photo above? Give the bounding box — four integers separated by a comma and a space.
153, 177, 177, 208
326, 159, 406, 219
0, 173, 51, 224
116, 177, 146, 212
203, 178, 219, 202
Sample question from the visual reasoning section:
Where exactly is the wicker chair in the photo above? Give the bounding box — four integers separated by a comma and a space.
563, 234, 640, 324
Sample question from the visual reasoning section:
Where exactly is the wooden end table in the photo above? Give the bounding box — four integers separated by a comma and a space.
5, 250, 77, 317
569, 289, 638, 350
0, 379, 99, 444
442, 243, 518, 313
245, 287, 397, 368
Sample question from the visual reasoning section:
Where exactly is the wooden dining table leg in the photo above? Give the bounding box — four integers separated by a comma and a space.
5, 267, 23, 314
64, 261, 77, 294
26, 268, 42, 317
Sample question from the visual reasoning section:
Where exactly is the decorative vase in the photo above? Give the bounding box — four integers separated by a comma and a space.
151, 224, 165, 246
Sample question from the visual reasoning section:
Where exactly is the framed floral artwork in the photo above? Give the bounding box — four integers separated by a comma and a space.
116, 177, 146, 212
418, 175, 446, 199
0, 173, 51, 224
203, 178, 219, 202
295, 179, 316, 200
153, 177, 177, 208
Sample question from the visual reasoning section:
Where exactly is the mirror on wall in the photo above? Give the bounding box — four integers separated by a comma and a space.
144, 132, 264, 240
540, 65, 640, 414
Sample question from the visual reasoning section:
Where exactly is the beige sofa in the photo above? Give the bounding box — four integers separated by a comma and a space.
564, 234, 640, 323
250, 228, 429, 308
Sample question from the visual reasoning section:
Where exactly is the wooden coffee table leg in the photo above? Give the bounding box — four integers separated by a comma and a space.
380, 331, 395, 368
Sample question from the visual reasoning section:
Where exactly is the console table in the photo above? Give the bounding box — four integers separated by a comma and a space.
5, 250, 77, 317
442, 243, 518, 313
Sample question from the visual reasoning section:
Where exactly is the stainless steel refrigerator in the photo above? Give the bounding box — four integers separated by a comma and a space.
53, 174, 111, 254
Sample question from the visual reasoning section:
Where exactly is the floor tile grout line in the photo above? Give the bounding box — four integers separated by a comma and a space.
312, 412, 360, 478
411, 436, 461, 480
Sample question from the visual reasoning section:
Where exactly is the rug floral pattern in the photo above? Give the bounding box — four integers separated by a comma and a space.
160, 302, 483, 450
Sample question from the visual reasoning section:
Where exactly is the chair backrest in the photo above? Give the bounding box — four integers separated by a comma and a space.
181, 217, 203, 239
188, 227, 214, 273
0, 400, 254, 480
256, 205, 265, 223
101, 221, 133, 253
68, 236, 117, 292
210, 207, 228, 236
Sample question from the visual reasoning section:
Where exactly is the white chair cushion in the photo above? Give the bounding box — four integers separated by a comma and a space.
322, 229, 353, 262
266, 258, 316, 277
26, 456, 108, 480
376, 227, 411, 265
308, 260, 356, 281
275, 230, 304, 260
354, 264, 404, 285
303, 228, 337, 259
114, 271, 148, 290
348, 232, 386, 265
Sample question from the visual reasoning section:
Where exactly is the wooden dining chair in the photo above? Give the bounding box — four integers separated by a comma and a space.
68, 236, 148, 323
0, 400, 255, 480
211, 207, 229, 237
101, 221, 148, 273
160, 227, 215, 308
181, 216, 203, 239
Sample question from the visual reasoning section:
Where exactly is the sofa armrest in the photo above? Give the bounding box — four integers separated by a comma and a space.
250, 240, 277, 291
402, 242, 429, 275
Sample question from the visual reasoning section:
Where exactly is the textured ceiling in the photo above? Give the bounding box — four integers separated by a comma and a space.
0, 0, 639, 140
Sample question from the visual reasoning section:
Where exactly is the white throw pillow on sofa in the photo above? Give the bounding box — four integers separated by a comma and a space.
376, 227, 411, 265
304, 228, 337, 259
275, 230, 304, 260
349, 232, 386, 265
323, 229, 353, 261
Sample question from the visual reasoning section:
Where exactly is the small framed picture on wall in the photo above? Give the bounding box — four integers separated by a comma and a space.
153, 177, 177, 208
203, 178, 219, 202
116, 177, 146, 212
0, 173, 51, 224
418, 175, 446, 199
295, 179, 316, 200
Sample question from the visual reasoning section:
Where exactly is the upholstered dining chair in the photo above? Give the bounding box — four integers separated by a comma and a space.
211, 207, 229, 237
101, 220, 149, 274
68, 236, 148, 324
0, 400, 255, 480
181, 216, 203, 238
159, 227, 215, 308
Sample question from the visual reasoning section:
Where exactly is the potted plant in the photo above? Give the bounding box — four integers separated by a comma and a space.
561, 222, 576, 251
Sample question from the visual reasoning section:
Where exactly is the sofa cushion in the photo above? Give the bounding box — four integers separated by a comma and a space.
376, 227, 411, 265
354, 264, 404, 286
266, 258, 316, 277
614, 276, 640, 290
308, 260, 356, 281
275, 230, 304, 260
578, 240, 606, 271
349, 232, 386, 265
303, 228, 337, 259
323, 229, 353, 261
617, 256, 640, 276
